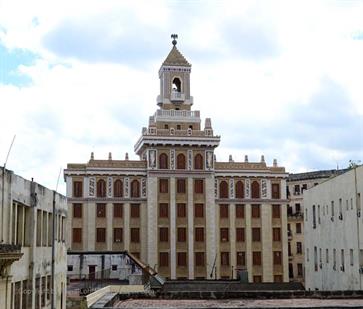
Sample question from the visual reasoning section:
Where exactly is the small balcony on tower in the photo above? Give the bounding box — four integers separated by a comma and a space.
170, 91, 185, 102
154, 109, 200, 123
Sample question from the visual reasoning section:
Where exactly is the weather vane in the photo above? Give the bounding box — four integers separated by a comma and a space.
171, 34, 178, 46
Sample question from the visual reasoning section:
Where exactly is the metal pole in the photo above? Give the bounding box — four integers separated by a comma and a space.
51, 190, 56, 309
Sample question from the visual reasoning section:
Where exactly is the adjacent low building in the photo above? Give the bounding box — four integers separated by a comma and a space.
286, 169, 346, 284
304, 165, 363, 290
0, 167, 67, 309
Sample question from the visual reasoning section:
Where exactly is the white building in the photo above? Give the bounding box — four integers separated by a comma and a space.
304, 165, 363, 290
0, 167, 67, 309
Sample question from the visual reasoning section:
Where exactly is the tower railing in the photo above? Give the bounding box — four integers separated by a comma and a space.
154, 109, 200, 119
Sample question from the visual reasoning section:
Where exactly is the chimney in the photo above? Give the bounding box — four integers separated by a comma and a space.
91, 152, 94, 160
108, 152, 112, 160
273, 159, 277, 167
125, 152, 129, 160
229, 155, 233, 163
261, 155, 265, 163
244, 155, 248, 163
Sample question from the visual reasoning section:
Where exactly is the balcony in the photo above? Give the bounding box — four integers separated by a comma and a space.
288, 212, 304, 220
154, 109, 200, 123
170, 92, 185, 102
0, 244, 23, 277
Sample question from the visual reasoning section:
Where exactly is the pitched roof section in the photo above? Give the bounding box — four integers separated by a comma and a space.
162, 46, 191, 67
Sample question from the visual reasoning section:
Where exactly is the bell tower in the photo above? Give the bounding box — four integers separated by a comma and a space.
157, 34, 193, 110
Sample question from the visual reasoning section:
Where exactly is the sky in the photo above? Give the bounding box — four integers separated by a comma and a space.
0, 0, 362, 194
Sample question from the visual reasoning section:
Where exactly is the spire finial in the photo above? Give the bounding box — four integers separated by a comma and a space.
171, 34, 178, 46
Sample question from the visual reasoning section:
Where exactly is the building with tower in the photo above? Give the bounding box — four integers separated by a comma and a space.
64, 36, 289, 282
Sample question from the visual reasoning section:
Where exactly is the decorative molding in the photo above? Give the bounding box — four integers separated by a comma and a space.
229, 178, 235, 199
142, 178, 147, 198
89, 177, 95, 197
188, 150, 193, 171
148, 149, 157, 169
206, 150, 214, 170
214, 179, 218, 198
170, 149, 175, 170
245, 179, 250, 198
124, 177, 129, 198
107, 177, 113, 198
261, 179, 267, 198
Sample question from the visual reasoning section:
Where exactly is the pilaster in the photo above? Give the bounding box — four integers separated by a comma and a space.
262, 203, 273, 282
187, 177, 194, 279
205, 176, 216, 280
170, 177, 176, 279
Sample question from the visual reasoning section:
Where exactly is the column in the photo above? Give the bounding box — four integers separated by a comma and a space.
170, 177, 176, 279
106, 202, 113, 250
147, 176, 158, 268
230, 203, 236, 279
140, 202, 148, 262
261, 203, 273, 282
281, 203, 289, 282
187, 177, 194, 279
86, 202, 95, 250
245, 204, 252, 282
124, 203, 130, 251
205, 176, 216, 280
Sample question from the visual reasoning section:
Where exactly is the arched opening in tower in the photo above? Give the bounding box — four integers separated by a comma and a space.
172, 77, 181, 92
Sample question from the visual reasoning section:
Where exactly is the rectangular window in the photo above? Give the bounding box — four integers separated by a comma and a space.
236, 204, 245, 218
73, 203, 82, 218
221, 252, 230, 266
177, 252, 187, 266
252, 227, 261, 242
274, 275, 283, 282
159, 252, 169, 267
331, 201, 335, 219
194, 203, 204, 218
273, 251, 282, 265
297, 263, 303, 276
176, 179, 186, 193
295, 203, 301, 213
272, 227, 281, 241
272, 204, 280, 218
296, 223, 302, 234
195, 227, 204, 242
96, 228, 106, 242
159, 179, 169, 193
236, 228, 245, 242
294, 185, 300, 195
253, 275, 262, 283
296, 242, 302, 254
333, 248, 337, 269
194, 179, 204, 194
271, 183, 280, 199
159, 227, 169, 242
130, 228, 140, 243
195, 252, 205, 266
251, 204, 260, 218
220, 204, 229, 218
253, 251, 261, 265
341, 249, 345, 270
112, 265, 117, 271
113, 228, 123, 243
72, 228, 82, 243
131, 203, 140, 218
177, 203, 186, 217
236, 251, 246, 266
113, 203, 123, 218
350, 249, 354, 266
177, 227, 186, 242
326, 248, 329, 263
312, 205, 316, 228
314, 246, 318, 271
159, 203, 169, 218
73, 181, 83, 197
220, 228, 229, 242
96, 203, 106, 217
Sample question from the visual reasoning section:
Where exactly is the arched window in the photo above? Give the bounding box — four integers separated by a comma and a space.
97, 179, 106, 198
159, 153, 168, 169
194, 154, 203, 170
176, 153, 186, 169
251, 181, 260, 199
172, 77, 181, 92
235, 181, 244, 198
219, 181, 228, 198
114, 179, 123, 197
131, 180, 140, 198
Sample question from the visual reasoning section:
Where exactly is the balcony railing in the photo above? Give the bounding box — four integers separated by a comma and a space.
170, 92, 185, 102
154, 109, 200, 120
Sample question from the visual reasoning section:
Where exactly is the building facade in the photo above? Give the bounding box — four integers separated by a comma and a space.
286, 169, 346, 284
304, 165, 363, 290
0, 167, 67, 309
64, 39, 289, 282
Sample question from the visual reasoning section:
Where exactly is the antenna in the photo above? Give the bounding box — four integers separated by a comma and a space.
4, 135, 16, 168
55, 167, 62, 192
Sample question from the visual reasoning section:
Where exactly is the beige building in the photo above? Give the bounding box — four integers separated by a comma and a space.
0, 167, 67, 309
286, 169, 345, 284
304, 165, 363, 290
64, 38, 289, 282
